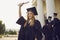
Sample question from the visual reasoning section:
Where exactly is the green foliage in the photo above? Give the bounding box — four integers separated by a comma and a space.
5, 30, 17, 35
0, 20, 17, 35
9, 30, 17, 35
0, 20, 5, 35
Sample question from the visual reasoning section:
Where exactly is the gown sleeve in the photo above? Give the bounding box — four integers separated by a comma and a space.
16, 16, 26, 25
35, 20, 43, 39
42, 25, 48, 35
35, 20, 42, 31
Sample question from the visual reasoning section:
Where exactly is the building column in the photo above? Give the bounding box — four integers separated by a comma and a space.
32, 0, 37, 8
46, 0, 55, 19
37, 0, 45, 27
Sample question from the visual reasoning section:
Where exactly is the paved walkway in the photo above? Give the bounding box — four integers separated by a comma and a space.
0, 35, 45, 40
0, 35, 18, 40
0, 37, 18, 40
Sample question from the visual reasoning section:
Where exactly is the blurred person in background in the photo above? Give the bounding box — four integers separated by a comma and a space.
43, 16, 53, 40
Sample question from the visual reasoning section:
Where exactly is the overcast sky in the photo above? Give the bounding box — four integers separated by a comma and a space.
0, 0, 32, 31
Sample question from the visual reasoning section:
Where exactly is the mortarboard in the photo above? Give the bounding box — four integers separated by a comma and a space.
54, 13, 57, 16
26, 7, 38, 15
48, 16, 52, 18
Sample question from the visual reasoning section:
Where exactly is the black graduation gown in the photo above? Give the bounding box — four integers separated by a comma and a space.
52, 18, 60, 25
52, 18, 60, 40
16, 17, 26, 40
52, 18, 60, 33
16, 16, 42, 40
43, 21, 53, 40
34, 20, 43, 40
54, 21, 60, 40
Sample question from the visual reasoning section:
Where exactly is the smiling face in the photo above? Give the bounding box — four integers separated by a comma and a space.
27, 11, 34, 20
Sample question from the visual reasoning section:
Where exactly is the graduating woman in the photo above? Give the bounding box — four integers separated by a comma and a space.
16, 2, 42, 40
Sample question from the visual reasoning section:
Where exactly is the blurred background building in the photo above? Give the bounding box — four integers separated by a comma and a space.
32, 0, 60, 27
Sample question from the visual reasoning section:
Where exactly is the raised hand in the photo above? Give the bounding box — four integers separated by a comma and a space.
18, 1, 29, 17
18, 1, 29, 7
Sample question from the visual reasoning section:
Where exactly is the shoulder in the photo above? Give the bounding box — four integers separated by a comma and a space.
56, 21, 60, 25
35, 20, 41, 24
54, 18, 60, 21
35, 20, 40, 23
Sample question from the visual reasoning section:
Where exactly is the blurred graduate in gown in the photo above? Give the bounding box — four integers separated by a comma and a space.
52, 13, 60, 40
43, 16, 53, 40
16, 2, 42, 40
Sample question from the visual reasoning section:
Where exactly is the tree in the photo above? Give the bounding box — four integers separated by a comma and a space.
5, 30, 17, 35
9, 30, 17, 35
0, 20, 5, 35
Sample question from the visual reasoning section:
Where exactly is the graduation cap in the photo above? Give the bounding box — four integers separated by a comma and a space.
26, 7, 38, 15
48, 16, 52, 18
54, 13, 57, 16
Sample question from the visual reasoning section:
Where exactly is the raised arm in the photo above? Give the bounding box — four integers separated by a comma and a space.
18, 3, 24, 17
18, 2, 29, 17
16, 2, 29, 25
